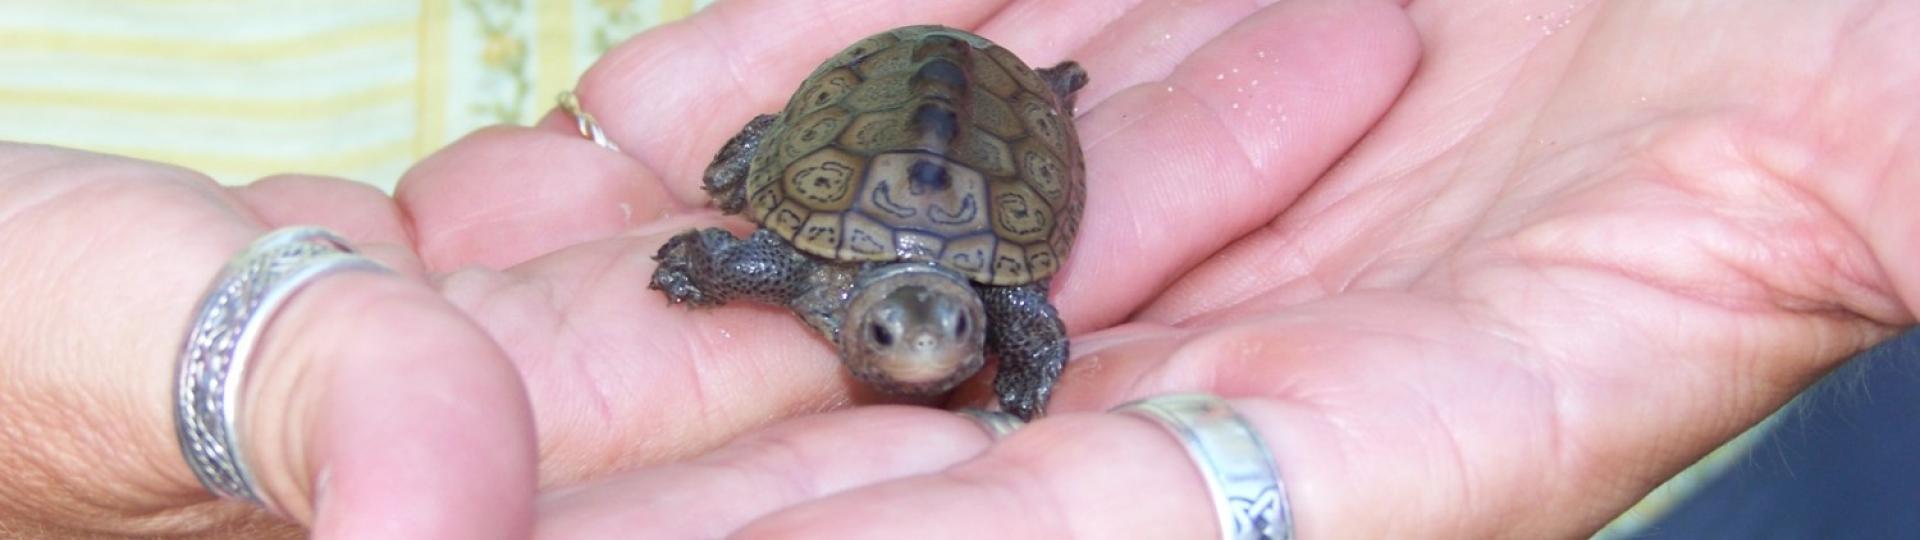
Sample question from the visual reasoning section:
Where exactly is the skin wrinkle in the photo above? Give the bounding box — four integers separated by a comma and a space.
0, 154, 93, 225
693, 5, 783, 113
1168, 80, 1263, 201
256, 278, 431, 521
1628, 119, 1898, 321
724, 430, 828, 505
948, 446, 1076, 538
1076, 87, 1155, 150
546, 244, 631, 429
435, 268, 627, 480
1160, 20, 1288, 176
1391, 13, 1606, 292
1405, 385, 1476, 535
1841, 109, 1920, 314
2, 179, 251, 532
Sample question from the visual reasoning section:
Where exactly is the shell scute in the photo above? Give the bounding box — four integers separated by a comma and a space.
748, 26, 1084, 284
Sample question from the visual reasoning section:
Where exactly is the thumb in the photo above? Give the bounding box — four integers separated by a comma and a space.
0, 145, 533, 538
233, 270, 538, 539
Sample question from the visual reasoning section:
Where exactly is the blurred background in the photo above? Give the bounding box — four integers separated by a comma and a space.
0, 0, 718, 191
1, 1, 1912, 537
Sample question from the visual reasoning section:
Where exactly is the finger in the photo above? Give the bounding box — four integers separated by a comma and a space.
242, 272, 538, 539
0, 146, 297, 536
231, 174, 427, 278
0, 144, 536, 538
534, 406, 989, 539
235, 176, 539, 537
733, 403, 1337, 540
1046, 0, 1419, 329
428, 215, 871, 483
574, 0, 1013, 203
976, 0, 1264, 108
394, 126, 672, 271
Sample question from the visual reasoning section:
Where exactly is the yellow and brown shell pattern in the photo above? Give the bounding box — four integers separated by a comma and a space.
743, 25, 1086, 287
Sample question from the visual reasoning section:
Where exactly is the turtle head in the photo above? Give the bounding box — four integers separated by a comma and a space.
840, 263, 987, 396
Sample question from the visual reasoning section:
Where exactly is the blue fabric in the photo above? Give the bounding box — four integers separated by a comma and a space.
1635, 327, 1920, 539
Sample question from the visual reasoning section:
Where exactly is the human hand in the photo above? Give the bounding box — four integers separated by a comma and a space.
0, 146, 536, 538
391, 0, 1404, 489
530, 0, 1920, 538
526, 0, 1412, 537
5, 0, 1394, 536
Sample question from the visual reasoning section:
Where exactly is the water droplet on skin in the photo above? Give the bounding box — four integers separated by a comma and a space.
1635, 95, 1650, 103
1256, 50, 1267, 59
618, 202, 632, 221
1162, 33, 1172, 41
1165, 85, 1175, 93
718, 328, 733, 339
1250, 79, 1260, 87
1230, 102, 1240, 110
1215, 73, 1225, 80
1231, 67, 1240, 74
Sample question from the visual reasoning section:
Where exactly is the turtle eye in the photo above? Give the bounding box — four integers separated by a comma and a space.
870, 323, 895, 347
953, 313, 969, 337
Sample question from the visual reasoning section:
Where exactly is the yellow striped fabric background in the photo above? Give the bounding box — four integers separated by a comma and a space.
0, 0, 717, 191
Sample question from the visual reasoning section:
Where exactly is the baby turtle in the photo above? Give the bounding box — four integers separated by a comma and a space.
650, 25, 1087, 420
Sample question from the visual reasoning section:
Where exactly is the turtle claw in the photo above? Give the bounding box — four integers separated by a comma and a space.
647, 227, 816, 310
649, 230, 721, 307
981, 283, 1069, 422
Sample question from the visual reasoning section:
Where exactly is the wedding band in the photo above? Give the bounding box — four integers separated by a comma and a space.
1115, 393, 1292, 540
558, 90, 621, 151
174, 227, 388, 510
956, 408, 1026, 440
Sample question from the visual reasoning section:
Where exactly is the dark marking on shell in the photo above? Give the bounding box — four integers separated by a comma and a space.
908, 159, 951, 192
869, 181, 917, 219
912, 102, 960, 144
916, 59, 970, 90
929, 193, 977, 225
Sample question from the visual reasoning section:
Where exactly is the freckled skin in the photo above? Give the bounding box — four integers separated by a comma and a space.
649, 27, 1086, 420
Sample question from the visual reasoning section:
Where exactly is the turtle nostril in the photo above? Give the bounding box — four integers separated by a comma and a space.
871, 323, 894, 347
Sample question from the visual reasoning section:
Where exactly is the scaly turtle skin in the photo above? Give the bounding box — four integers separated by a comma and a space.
649, 25, 1087, 420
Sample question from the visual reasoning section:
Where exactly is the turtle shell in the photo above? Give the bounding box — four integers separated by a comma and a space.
741, 25, 1086, 286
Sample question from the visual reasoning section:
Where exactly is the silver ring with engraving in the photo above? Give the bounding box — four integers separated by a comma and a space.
957, 408, 1027, 440
1114, 393, 1292, 540
174, 226, 388, 511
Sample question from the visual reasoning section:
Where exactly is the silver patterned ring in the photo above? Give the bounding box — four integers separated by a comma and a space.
1114, 393, 1292, 540
558, 90, 621, 152
174, 226, 389, 511
956, 408, 1027, 440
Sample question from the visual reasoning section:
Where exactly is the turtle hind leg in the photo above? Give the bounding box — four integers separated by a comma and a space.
650, 228, 816, 307
1037, 61, 1090, 112
702, 114, 778, 214
979, 283, 1069, 421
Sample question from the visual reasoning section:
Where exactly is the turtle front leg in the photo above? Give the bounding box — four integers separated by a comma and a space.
979, 283, 1069, 420
649, 228, 816, 307
702, 114, 778, 214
